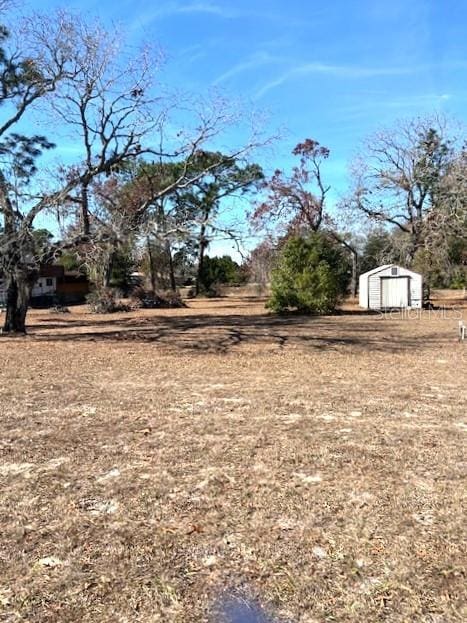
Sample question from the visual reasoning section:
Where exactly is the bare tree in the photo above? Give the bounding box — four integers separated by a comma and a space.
252, 139, 330, 235
0, 11, 167, 332
346, 116, 460, 264
1, 8, 276, 332
245, 237, 277, 286
251, 139, 359, 295
0, 11, 82, 332
42, 13, 164, 234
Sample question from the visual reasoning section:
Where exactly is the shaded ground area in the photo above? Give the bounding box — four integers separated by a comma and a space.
4, 296, 465, 355
0, 297, 466, 622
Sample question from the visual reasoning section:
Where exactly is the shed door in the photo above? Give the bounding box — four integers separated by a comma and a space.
381, 277, 409, 308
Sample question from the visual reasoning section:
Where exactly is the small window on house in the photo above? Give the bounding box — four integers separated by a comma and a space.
391, 267, 398, 276
37, 280, 42, 287
46, 278, 53, 286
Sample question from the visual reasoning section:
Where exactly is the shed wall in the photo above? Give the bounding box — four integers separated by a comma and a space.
360, 265, 423, 309
368, 273, 382, 308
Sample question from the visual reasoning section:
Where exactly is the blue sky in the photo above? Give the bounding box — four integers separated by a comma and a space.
7, 0, 467, 252
19, 0, 467, 185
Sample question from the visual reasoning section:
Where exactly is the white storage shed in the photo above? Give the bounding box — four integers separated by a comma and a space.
359, 264, 423, 310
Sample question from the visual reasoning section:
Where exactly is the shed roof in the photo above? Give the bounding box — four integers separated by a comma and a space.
359, 264, 422, 279
359, 264, 393, 279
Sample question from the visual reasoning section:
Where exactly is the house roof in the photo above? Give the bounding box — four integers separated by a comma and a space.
39, 264, 65, 278
61, 270, 88, 282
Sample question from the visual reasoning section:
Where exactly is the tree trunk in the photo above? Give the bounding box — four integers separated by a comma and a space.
2, 272, 32, 334
329, 231, 358, 297
406, 220, 425, 266
102, 251, 114, 289
350, 249, 358, 298
147, 237, 156, 292
166, 241, 176, 292
81, 182, 91, 236
195, 206, 211, 296
195, 224, 207, 296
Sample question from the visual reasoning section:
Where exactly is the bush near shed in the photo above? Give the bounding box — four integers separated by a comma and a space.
267, 233, 351, 314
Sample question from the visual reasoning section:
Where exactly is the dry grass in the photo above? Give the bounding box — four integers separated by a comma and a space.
0, 297, 466, 622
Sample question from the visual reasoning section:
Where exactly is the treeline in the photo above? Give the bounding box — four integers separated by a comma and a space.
0, 4, 466, 331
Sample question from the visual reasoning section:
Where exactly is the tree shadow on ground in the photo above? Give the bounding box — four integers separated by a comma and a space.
21, 308, 454, 354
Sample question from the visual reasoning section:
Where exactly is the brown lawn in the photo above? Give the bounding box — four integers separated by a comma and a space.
0, 296, 466, 622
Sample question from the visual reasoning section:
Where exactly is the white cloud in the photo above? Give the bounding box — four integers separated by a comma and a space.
254, 62, 430, 100
254, 57, 467, 100
213, 52, 279, 85
295, 62, 414, 79
332, 93, 454, 124
174, 2, 239, 18
255, 75, 291, 100
132, 2, 248, 29
131, 1, 309, 30
378, 93, 453, 109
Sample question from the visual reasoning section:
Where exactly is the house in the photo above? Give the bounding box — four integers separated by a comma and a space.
359, 264, 423, 310
55, 270, 90, 305
0, 265, 90, 307
31, 265, 64, 299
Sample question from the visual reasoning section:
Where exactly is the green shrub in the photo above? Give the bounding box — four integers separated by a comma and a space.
198, 255, 245, 294
450, 268, 467, 289
267, 233, 351, 314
